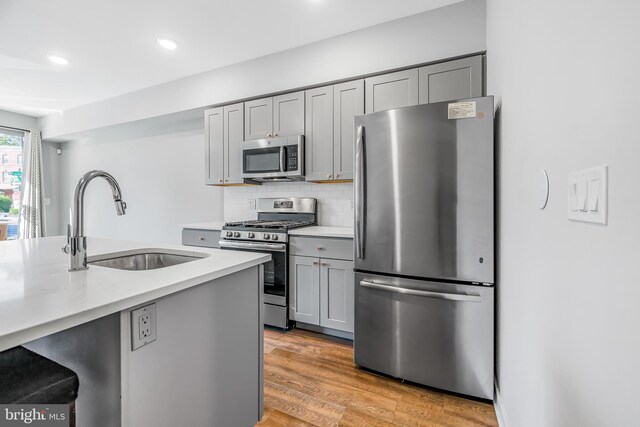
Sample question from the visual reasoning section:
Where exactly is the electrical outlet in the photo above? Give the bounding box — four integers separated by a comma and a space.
131, 303, 157, 350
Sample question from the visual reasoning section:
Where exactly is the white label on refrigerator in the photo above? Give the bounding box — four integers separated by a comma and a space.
448, 101, 476, 119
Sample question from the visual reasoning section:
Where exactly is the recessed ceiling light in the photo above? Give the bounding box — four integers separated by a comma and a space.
157, 38, 178, 50
46, 54, 69, 65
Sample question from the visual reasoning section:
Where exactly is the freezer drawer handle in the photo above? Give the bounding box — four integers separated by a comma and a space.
359, 280, 482, 302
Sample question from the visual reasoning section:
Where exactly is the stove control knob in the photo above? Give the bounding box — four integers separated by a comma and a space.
233, 232, 241, 238
247, 232, 255, 238
263, 234, 270, 240
271, 234, 278, 240
226, 231, 233, 237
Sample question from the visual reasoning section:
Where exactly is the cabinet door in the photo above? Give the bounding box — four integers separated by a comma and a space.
365, 69, 419, 113
204, 107, 224, 185
305, 86, 334, 181
333, 80, 364, 180
289, 256, 320, 325
223, 103, 244, 184
419, 56, 483, 104
244, 97, 272, 140
319, 259, 354, 332
273, 91, 305, 137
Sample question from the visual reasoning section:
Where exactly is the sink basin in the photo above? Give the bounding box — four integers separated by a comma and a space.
89, 250, 207, 271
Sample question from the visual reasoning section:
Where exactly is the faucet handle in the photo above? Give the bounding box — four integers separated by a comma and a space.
62, 224, 71, 254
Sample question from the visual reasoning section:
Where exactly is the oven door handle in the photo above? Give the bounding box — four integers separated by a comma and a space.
218, 240, 287, 252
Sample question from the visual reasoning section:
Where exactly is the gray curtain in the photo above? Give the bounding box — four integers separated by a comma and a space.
19, 129, 46, 238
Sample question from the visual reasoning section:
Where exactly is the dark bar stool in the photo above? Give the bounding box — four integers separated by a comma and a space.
0, 346, 79, 427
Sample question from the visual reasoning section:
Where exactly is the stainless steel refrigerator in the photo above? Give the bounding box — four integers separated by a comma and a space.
353, 96, 494, 400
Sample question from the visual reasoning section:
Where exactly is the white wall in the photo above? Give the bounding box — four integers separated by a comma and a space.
225, 182, 353, 226
39, 0, 486, 140
0, 109, 37, 130
487, 1, 640, 426
59, 116, 223, 244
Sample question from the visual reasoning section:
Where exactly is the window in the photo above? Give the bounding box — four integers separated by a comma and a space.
0, 131, 24, 239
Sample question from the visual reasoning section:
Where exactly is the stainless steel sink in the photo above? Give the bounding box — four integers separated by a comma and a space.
89, 251, 207, 271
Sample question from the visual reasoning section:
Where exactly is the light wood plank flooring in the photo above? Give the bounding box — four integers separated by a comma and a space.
257, 328, 498, 427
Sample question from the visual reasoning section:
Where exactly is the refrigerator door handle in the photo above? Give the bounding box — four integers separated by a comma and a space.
359, 280, 482, 302
355, 125, 366, 259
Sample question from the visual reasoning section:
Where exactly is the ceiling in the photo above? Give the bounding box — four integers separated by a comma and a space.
0, 0, 462, 117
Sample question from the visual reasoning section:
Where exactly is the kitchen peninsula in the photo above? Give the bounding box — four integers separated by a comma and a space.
0, 236, 269, 427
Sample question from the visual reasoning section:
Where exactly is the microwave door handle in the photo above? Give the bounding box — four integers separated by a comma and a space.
279, 146, 286, 173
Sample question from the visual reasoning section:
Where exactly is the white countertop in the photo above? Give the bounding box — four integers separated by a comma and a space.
288, 226, 354, 239
0, 236, 270, 352
180, 221, 225, 231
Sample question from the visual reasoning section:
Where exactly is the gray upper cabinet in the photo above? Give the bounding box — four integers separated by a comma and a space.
319, 259, 354, 333
365, 69, 419, 113
289, 255, 320, 325
204, 107, 224, 185
223, 103, 244, 184
305, 86, 334, 181
333, 80, 364, 180
419, 55, 483, 104
244, 92, 304, 140
244, 97, 272, 140
273, 91, 305, 137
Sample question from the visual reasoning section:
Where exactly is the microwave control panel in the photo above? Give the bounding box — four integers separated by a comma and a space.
287, 145, 298, 171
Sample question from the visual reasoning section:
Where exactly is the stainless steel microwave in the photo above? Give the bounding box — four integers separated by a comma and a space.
241, 135, 305, 182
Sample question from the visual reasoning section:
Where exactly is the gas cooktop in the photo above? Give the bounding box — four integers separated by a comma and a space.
223, 220, 314, 231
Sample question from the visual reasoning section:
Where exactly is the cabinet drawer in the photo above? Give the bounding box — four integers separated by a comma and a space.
289, 236, 353, 260
182, 229, 221, 248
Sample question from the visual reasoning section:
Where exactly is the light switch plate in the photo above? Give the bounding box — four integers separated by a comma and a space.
568, 165, 607, 224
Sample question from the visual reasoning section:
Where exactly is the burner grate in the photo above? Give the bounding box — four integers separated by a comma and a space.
224, 220, 314, 230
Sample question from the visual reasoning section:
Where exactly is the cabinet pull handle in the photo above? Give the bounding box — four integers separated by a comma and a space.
274, 133, 279, 137
336, 173, 340, 178
312, 261, 319, 265
321, 262, 328, 267
267, 133, 272, 138
217, 179, 223, 183
317, 246, 324, 251
198, 236, 205, 241
327, 174, 332, 179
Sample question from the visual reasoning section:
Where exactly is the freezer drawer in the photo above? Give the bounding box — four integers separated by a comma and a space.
354, 272, 494, 400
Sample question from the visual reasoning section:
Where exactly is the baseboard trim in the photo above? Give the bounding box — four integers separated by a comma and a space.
494, 378, 509, 427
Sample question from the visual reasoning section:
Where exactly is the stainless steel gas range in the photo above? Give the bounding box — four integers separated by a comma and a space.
219, 198, 317, 329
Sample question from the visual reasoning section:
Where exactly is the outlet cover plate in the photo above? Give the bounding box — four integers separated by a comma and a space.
131, 303, 157, 350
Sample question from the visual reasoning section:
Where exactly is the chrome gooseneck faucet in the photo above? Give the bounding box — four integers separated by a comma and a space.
62, 170, 127, 271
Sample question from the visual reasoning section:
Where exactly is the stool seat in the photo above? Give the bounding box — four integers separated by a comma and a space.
0, 346, 79, 404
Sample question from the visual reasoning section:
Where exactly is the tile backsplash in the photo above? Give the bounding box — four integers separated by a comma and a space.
224, 182, 354, 227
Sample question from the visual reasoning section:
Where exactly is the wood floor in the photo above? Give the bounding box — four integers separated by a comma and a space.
257, 328, 498, 427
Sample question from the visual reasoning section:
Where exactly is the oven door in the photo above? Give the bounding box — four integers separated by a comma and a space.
218, 240, 287, 306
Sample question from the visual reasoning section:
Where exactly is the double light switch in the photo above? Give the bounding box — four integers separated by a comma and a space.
568, 165, 607, 224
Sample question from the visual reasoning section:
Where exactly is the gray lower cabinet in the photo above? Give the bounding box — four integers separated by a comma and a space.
289, 255, 320, 325
289, 253, 354, 334
419, 55, 483, 104
204, 104, 244, 186
319, 259, 354, 332
365, 69, 419, 113
244, 92, 304, 140
204, 107, 224, 185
